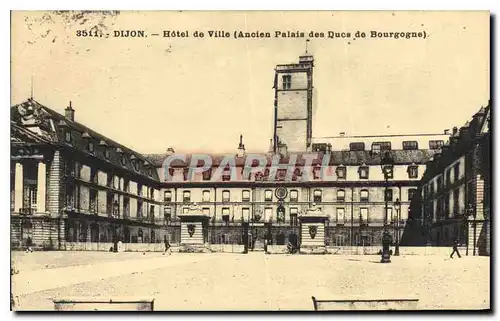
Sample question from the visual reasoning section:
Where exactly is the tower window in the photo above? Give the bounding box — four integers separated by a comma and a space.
282, 75, 292, 90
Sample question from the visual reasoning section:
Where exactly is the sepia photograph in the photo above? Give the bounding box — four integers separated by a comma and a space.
9, 10, 491, 311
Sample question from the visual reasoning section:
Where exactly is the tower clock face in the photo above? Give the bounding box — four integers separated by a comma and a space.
275, 187, 288, 200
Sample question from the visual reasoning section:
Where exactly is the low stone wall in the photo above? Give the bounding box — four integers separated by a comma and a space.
266, 245, 288, 254
209, 244, 245, 253
62, 242, 180, 253
326, 246, 467, 256
312, 296, 419, 311
300, 246, 328, 255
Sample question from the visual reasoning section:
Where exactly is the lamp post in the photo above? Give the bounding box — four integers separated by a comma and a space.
380, 151, 394, 263
394, 198, 401, 256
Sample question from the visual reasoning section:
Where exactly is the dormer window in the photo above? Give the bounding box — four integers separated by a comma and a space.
64, 131, 72, 143
99, 140, 109, 160
408, 164, 419, 179
130, 155, 139, 172
336, 165, 346, 179
358, 165, 369, 179
88, 141, 94, 154
313, 164, 321, 180
120, 155, 127, 166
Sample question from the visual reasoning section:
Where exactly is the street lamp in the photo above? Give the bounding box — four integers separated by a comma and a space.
380, 151, 394, 263
394, 198, 401, 256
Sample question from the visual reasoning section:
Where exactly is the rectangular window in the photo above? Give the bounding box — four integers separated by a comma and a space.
387, 208, 394, 223
137, 200, 143, 218
164, 191, 172, 202
242, 208, 250, 220
290, 190, 298, 202
202, 190, 210, 202
242, 190, 250, 202
337, 190, 345, 202
183, 207, 189, 214
360, 190, 369, 202
446, 169, 451, 186
408, 188, 417, 201
454, 163, 460, 181
264, 190, 273, 201
222, 190, 230, 202
164, 206, 171, 220
183, 191, 190, 202
453, 189, 459, 214
123, 197, 130, 218
137, 183, 143, 197
384, 189, 393, 202
429, 140, 444, 150
124, 179, 129, 192
360, 208, 369, 223
222, 207, 230, 223
282, 75, 292, 90
313, 189, 322, 203
290, 207, 298, 226
437, 177, 443, 191
336, 208, 345, 225
89, 189, 98, 213
264, 207, 273, 221
402, 141, 419, 150
202, 207, 210, 216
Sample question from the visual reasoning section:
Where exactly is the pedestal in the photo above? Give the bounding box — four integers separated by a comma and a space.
178, 213, 210, 253
298, 215, 328, 255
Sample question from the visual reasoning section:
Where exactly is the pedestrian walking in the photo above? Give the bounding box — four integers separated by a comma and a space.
450, 239, 462, 258
163, 236, 172, 256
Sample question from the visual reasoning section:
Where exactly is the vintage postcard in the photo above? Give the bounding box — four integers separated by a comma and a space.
10, 10, 490, 311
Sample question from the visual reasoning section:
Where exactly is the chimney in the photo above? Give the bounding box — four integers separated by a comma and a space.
339, 132, 346, 137
237, 134, 246, 158
65, 101, 75, 121
444, 129, 450, 135
452, 126, 458, 135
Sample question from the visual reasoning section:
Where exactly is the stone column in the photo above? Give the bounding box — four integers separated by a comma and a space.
14, 163, 23, 213
37, 162, 47, 213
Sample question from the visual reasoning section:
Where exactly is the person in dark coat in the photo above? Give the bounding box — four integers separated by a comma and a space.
163, 235, 172, 256
450, 239, 462, 258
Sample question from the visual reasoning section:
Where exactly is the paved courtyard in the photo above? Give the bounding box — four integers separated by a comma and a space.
11, 251, 490, 311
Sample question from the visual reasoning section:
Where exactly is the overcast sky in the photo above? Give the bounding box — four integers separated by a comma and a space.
11, 11, 490, 153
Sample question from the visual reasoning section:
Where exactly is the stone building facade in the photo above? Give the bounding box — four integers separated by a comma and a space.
416, 105, 490, 255
11, 53, 485, 251
10, 99, 165, 250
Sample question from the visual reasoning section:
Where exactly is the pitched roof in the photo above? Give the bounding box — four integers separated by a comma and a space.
11, 99, 159, 181
144, 149, 438, 168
